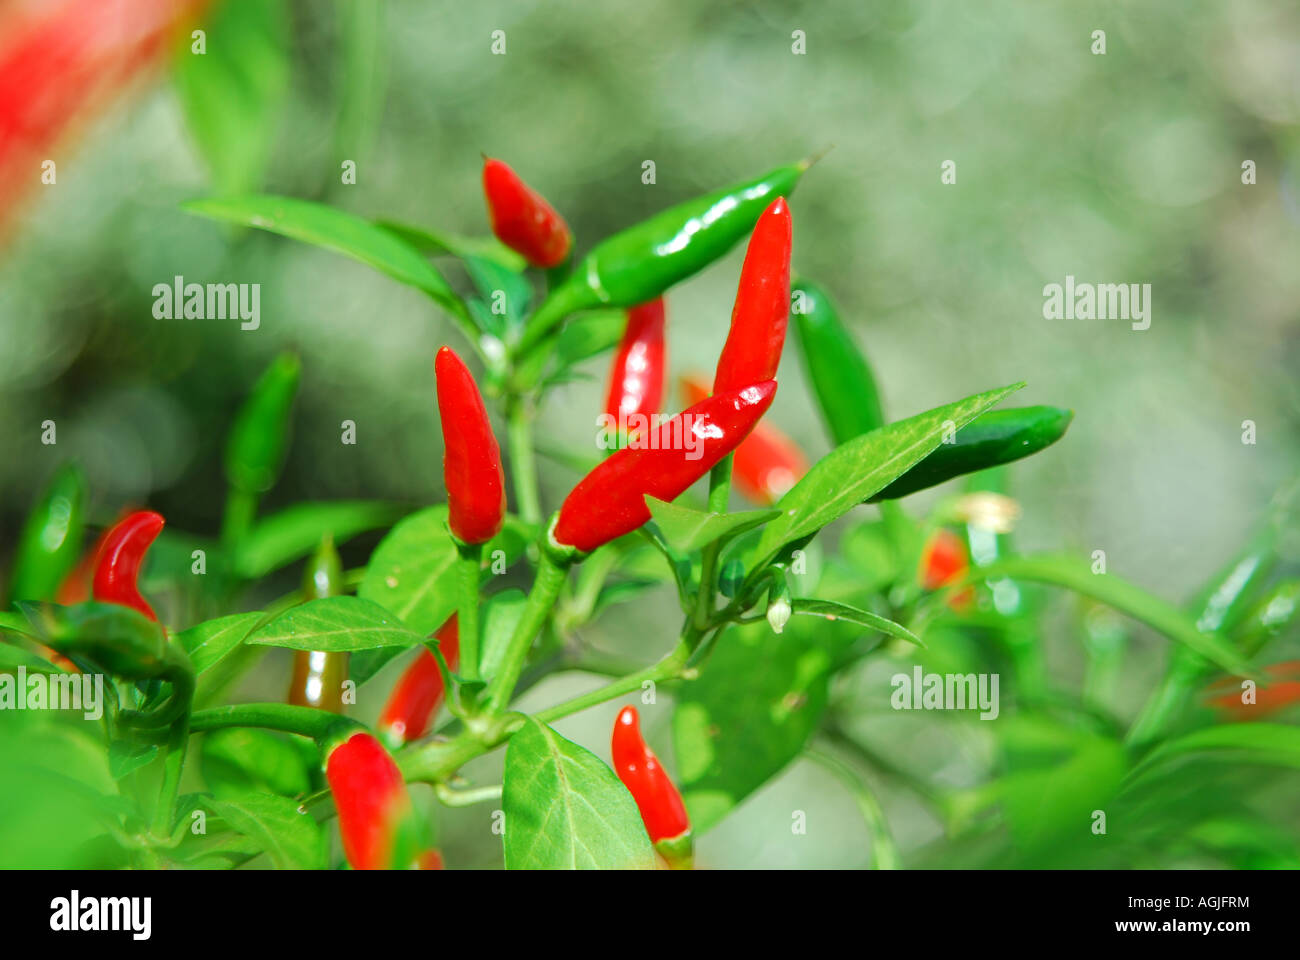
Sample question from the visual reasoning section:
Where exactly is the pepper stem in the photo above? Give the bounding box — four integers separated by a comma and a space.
456, 541, 484, 685
484, 549, 568, 713
693, 455, 733, 631
506, 397, 543, 526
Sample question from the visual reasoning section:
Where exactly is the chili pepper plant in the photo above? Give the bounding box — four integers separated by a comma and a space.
3, 156, 1298, 870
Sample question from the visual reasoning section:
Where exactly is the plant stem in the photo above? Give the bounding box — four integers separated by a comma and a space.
434, 782, 503, 807
150, 719, 189, 839
189, 703, 352, 741
220, 489, 257, 550
484, 551, 568, 712
456, 542, 483, 683
693, 456, 733, 630
506, 397, 542, 526
806, 743, 899, 869
535, 641, 690, 724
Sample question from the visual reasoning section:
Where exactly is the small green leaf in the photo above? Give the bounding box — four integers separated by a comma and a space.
108, 742, 159, 781
245, 596, 422, 652
184, 195, 467, 318
200, 728, 313, 799
554, 310, 628, 367
790, 598, 922, 646
753, 383, 1023, 568
674, 619, 841, 832
464, 255, 533, 336
502, 717, 656, 869
971, 554, 1255, 677
479, 589, 528, 682
176, 612, 264, 675
207, 793, 327, 870
174, 0, 289, 195
375, 219, 525, 270
1129, 723, 1300, 782
233, 500, 409, 580
645, 496, 780, 554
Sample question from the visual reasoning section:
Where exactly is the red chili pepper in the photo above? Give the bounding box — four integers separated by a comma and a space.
604, 297, 667, 430
378, 616, 460, 748
325, 731, 427, 870
56, 508, 131, 605
91, 510, 164, 621
681, 375, 806, 505
712, 197, 792, 395
435, 346, 506, 544
552, 380, 777, 553
612, 706, 691, 859
482, 157, 572, 269
1206, 661, 1300, 720
919, 528, 974, 611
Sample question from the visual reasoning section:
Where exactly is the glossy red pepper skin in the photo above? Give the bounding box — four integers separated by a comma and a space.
378, 617, 460, 748
91, 510, 164, 621
681, 376, 805, 505
712, 197, 792, 395
612, 706, 690, 845
482, 157, 572, 269
435, 346, 506, 544
919, 528, 974, 611
325, 731, 423, 870
553, 380, 777, 553
604, 298, 667, 426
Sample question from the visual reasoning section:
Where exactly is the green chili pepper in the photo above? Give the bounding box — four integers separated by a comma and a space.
288, 535, 349, 713
791, 279, 885, 444
225, 352, 301, 496
517, 159, 812, 354
868, 406, 1073, 502
1235, 579, 1300, 658
9, 463, 87, 603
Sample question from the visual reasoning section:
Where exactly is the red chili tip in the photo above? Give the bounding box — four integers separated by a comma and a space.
325, 731, 416, 870
713, 197, 793, 396
91, 510, 164, 621
378, 616, 460, 747
481, 157, 572, 269
435, 347, 506, 545
611, 705, 691, 845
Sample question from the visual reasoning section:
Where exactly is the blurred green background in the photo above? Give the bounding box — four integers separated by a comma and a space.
2, 0, 1298, 868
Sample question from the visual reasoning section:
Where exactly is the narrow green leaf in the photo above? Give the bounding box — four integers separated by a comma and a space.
479, 590, 527, 682
375, 219, 525, 270
645, 496, 779, 554
175, 0, 289, 195
176, 611, 264, 675
791, 599, 923, 647
753, 383, 1023, 567
502, 717, 655, 869
971, 555, 1255, 677
200, 728, 313, 799
233, 500, 409, 579
207, 794, 327, 870
1129, 723, 1300, 783
245, 596, 422, 652
184, 195, 467, 318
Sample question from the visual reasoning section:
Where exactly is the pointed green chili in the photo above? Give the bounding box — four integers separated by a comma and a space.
9, 462, 87, 603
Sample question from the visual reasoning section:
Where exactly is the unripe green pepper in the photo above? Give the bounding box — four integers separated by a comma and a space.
868, 406, 1073, 502
518, 159, 812, 353
9, 463, 87, 603
225, 352, 301, 495
288, 535, 349, 713
791, 279, 885, 444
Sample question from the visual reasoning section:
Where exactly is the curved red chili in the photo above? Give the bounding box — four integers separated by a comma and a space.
681, 375, 806, 505
552, 380, 777, 553
325, 731, 424, 870
482, 157, 572, 269
378, 616, 460, 748
435, 346, 506, 545
56, 509, 129, 605
612, 706, 690, 845
604, 297, 667, 430
91, 510, 164, 621
712, 196, 792, 394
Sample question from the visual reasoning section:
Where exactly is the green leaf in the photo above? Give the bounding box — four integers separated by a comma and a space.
971, 555, 1255, 677
108, 742, 159, 781
1129, 723, 1300, 782
183, 195, 467, 318
479, 590, 527, 682
0, 640, 59, 673
464, 255, 533, 337
207, 793, 327, 870
244, 596, 423, 652
645, 496, 780, 554
674, 619, 839, 832
232, 500, 409, 579
790, 599, 923, 647
176, 612, 264, 675
752, 383, 1024, 569
502, 717, 656, 869
375, 219, 525, 270
554, 310, 628, 367
174, 0, 289, 195
200, 728, 313, 799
